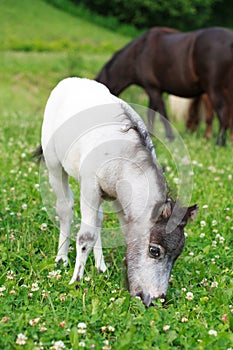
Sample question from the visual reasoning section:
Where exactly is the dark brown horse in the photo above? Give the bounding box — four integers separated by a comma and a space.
96, 27, 233, 145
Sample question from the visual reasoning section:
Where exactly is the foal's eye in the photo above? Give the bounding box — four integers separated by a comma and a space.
148, 244, 162, 258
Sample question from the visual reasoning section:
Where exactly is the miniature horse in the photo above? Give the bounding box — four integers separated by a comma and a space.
96, 26, 233, 145
40, 77, 197, 306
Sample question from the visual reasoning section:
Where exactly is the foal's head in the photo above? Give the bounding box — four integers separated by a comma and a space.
126, 201, 198, 307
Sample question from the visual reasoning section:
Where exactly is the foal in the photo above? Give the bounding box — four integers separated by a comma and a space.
41, 77, 197, 306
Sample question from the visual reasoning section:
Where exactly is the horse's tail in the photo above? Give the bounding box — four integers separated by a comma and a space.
33, 144, 44, 162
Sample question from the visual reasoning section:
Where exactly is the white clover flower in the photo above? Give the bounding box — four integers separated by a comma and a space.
212, 220, 217, 226
78, 322, 87, 329
208, 329, 217, 336
103, 339, 110, 350
41, 223, 47, 231
31, 283, 39, 291
29, 317, 41, 326
186, 292, 194, 301
108, 326, 115, 332
78, 322, 87, 334
200, 233, 205, 238
40, 323, 47, 332
212, 241, 217, 248
22, 203, 27, 210
202, 204, 208, 209
48, 270, 62, 280
79, 341, 86, 347
16, 333, 27, 345
200, 220, 206, 227
7, 270, 16, 280
219, 236, 225, 243
211, 281, 218, 288
50, 340, 65, 350
0, 286, 6, 293
163, 325, 170, 331
181, 317, 188, 323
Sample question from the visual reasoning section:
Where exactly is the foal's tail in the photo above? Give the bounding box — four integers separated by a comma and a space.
33, 144, 44, 161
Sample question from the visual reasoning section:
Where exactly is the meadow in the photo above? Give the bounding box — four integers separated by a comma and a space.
0, 0, 232, 349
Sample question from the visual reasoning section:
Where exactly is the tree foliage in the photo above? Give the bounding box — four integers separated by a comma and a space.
73, 0, 230, 31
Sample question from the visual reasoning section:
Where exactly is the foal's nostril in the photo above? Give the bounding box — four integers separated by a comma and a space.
135, 292, 151, 307
135, 292, 167, 307
149, 294, 167, 307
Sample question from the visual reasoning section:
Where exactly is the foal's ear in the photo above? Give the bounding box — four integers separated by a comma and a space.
161, 201, 172, 219
151, 200, 172, 223
178, 204, 198, 228
187, 204, 198, 221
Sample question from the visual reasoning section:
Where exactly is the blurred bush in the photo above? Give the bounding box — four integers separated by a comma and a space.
71, 0, 232, 31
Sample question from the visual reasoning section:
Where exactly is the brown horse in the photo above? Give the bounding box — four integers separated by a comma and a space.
96, 27, 233, 145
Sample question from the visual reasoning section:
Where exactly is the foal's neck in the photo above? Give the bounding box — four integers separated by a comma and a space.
118, 164, 165, 225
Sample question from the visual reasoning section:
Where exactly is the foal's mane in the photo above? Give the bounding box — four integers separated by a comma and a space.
118, 100, 167, 195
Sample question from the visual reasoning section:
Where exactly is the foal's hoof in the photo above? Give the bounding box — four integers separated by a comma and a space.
55, 255, 69, 267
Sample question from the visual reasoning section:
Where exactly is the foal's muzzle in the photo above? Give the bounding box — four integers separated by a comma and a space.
136, 292, 167, 307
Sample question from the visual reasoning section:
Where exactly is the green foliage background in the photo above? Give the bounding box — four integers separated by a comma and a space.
72, 0, 233, 30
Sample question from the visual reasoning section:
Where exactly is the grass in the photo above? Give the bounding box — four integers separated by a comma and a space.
0, 0, 233, 349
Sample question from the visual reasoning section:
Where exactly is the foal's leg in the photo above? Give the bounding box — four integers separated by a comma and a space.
69, 182, 102, 284
147, 87, 174, 140
49, 166, 74, 266
93, 206, 107, 273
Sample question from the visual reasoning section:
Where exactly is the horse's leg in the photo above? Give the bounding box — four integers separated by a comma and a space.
186, 96, 201, 132
228, 90, 233, 142
147, 88, 174, 140
69, 181, 102, 284
48, 165, 74, 266
209, 91, 228, 146
203, 94, 214, 139
93, 206, 107, 273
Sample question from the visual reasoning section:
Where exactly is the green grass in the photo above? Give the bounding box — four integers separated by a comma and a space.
0, 1, 233, 349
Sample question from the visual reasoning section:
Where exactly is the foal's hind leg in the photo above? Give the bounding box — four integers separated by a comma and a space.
48, 165, 74, 266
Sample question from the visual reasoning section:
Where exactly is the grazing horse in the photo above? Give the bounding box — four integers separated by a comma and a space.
40, 77, 197, 306
96, 26, 233, 145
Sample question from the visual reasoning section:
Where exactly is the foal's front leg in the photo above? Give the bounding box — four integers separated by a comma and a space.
69, 187, 103, 284
93, 206, 107, 273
